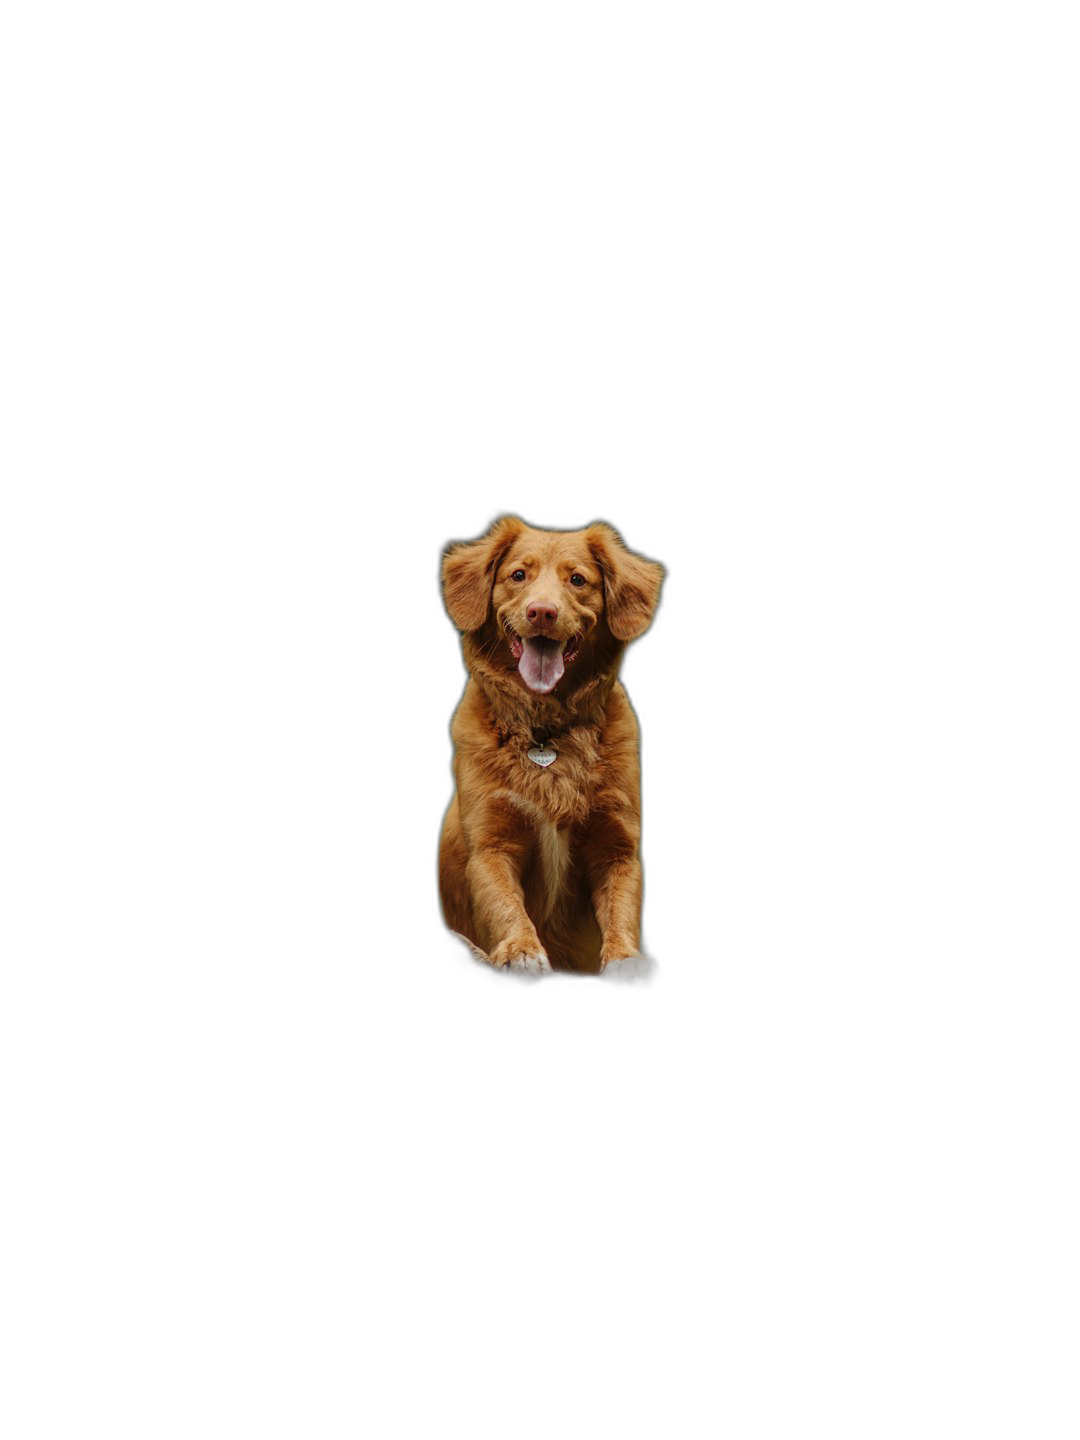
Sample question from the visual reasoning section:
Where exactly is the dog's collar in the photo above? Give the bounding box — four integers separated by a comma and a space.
531, 725, 569, 748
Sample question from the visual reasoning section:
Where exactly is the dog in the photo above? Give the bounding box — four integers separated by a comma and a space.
439, 516, 664, 975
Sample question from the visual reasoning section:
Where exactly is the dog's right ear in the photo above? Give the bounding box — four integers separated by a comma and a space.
442, 516, 525, 632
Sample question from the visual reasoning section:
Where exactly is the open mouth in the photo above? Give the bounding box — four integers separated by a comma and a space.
505, 626, 582, 694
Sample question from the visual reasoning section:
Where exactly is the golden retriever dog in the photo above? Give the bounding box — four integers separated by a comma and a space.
439, 516, 664, 975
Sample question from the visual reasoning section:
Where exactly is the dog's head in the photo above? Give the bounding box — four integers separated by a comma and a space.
442, 517, 664, 696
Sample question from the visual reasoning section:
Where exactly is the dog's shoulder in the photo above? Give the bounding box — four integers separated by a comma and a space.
598, 681, 639, 746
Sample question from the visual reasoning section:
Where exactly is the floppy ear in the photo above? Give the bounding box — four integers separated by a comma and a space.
586, 523, 664, 641
442, 516, 525, 632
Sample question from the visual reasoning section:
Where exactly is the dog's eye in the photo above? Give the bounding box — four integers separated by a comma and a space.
570, 573, 586, 587
510, 569, 526, 582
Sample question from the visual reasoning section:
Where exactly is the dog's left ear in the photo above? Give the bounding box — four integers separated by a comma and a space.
442, 516, 525, 632
586, 523, 665, 641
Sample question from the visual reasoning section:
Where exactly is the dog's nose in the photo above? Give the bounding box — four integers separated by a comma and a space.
526, 602, 559, 627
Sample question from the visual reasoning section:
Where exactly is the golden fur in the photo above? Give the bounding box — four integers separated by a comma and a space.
439, 516, 664, 974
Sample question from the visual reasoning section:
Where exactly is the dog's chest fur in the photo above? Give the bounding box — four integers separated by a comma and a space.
491, 721, 602, 829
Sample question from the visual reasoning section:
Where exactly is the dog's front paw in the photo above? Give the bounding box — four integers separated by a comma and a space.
601, 950, 659, 984
510, 951, 553, 976
599, 936, 639, 971
491, 937, 552, 976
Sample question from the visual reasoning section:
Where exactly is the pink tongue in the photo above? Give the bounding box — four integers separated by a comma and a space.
518, 637, 565, 694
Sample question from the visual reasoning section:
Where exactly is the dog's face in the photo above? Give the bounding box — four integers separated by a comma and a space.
493, 527, 603, 694
443, 518, 663, 696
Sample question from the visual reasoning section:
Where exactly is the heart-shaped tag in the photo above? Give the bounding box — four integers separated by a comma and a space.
527, 745, 557, 767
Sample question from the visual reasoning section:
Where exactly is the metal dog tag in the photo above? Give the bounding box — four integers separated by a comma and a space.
527, 745, 558, 767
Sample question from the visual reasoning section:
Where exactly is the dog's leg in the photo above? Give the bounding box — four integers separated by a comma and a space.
583, 814, 642, 970
465, 798, 551, 974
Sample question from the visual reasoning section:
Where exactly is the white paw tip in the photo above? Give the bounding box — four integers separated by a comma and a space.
600, 951, 655, 981
508, 952, 553, 976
